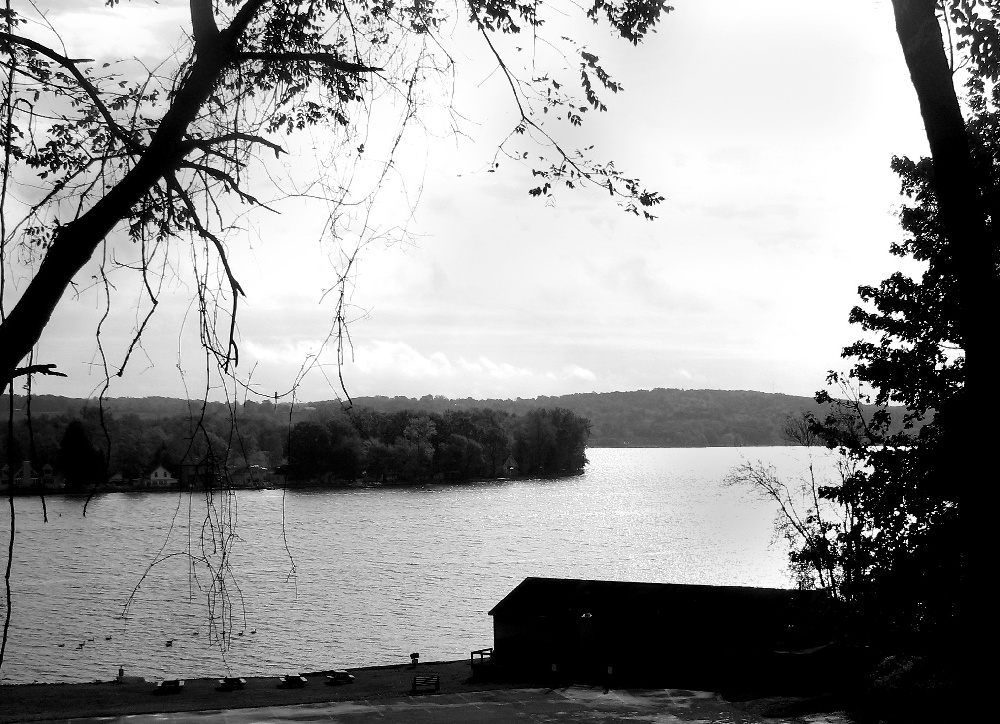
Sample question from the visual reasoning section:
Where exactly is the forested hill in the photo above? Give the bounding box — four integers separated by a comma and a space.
4, 388, 910, 448
345, 389, 867, 447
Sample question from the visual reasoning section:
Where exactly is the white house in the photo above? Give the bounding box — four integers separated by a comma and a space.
144, 464, 178, 489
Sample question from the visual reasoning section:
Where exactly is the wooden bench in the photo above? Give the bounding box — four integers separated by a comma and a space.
278, 674, 307, 688
326, 670, 355, 685
411, 674, 440, 694
217, 677, 246, 691
470, 647, 494, 679
470, 647, 493, 668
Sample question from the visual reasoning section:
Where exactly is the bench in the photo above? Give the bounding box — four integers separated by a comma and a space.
470, 647, 494, 679
155, 679, 184, 694
217, 677, 246, 691
326, 670, 355, 685
411, 674, 440, 694
278, 674, 307, 688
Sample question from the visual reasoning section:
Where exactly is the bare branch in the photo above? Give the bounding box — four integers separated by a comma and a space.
166, 174, 242, 370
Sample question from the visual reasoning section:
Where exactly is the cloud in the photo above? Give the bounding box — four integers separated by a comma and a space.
352, 341, 455, 378
563, 365, 597, 381
321, 341, 607, 398
457, 356, 533, 380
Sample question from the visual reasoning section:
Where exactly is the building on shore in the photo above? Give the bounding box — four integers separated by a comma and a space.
139, 464, 178, 489
0, 461, 64, 491
489, 577, 834, 689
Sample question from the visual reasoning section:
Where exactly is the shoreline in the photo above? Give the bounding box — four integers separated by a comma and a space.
0, 659, 849, 723
0, 659, 492, 722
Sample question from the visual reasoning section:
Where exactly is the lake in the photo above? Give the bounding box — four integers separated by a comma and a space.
0, 446, 837, 685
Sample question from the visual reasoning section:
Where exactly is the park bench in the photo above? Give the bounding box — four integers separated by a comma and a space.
217, 677, 246, 691
411, 674, 440, 694
470, 647, 494, 679
326, 670, 355, 685
279, 674, 307, 688
155, 679, 184, 694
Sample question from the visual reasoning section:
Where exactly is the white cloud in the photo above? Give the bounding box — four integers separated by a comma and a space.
457, 356, 533, 380
352, 341, 455, 379
563, 365, 597, 382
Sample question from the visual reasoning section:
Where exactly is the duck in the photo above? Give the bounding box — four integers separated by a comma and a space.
165, 640, 174, 647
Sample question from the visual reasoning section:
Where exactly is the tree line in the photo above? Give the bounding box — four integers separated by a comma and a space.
0, 402, 590, 489
3, 387, 917, 457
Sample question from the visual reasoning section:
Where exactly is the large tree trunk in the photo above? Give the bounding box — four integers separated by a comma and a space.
891, 0, 996, 701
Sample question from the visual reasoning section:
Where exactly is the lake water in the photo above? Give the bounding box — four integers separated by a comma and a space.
0, 446, 837, 685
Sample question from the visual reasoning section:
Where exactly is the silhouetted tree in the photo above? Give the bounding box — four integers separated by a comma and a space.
56, 420, 105, 492
285, 421, 331, 481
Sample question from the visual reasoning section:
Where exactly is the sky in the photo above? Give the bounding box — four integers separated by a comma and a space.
7, 1, 935, 404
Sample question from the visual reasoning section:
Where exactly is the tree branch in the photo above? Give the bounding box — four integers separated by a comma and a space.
179, 160, 267, 208
166, 174, 243, 371
10, 363, 66, 379
238, 52, 382, 75
183, 132, 286, 158
0, 31, 144, 155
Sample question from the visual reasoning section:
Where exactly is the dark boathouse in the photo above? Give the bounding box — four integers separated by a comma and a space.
488, 577, 832, 689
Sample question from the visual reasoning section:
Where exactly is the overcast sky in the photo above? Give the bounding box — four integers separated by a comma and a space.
10, 1, 933, 403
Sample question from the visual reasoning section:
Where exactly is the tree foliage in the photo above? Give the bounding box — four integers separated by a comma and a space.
731, 8, 1000, 666
1, 400, 589, 485
0, 0, 667, 672
0, 0, 669, 400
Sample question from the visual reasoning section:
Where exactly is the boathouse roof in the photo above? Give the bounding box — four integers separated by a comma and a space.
488, 576, 826, 622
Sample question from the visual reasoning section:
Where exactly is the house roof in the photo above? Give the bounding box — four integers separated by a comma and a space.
488, 576, 826, 623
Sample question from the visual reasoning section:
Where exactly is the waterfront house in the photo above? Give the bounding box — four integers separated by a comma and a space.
41, 464, 63, 490
0, 462, 63, 491
488, 577, 831, 688
11, 460, 38, 489
144, 464, 178, 489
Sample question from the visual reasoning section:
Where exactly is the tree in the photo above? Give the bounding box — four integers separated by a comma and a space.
726, 11, 997, 705
0, 0, 668, 398
888, 3, 999, 657
56, 419, 105, 491
878, 9, 1000, 700
725, 415, 862, 602
285, 420, 331, 480
0, 0, 669, 670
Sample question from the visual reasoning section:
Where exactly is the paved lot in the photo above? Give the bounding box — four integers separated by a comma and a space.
51, 687, 852, 724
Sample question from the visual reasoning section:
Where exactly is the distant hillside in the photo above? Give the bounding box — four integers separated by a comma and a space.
2, 388, 911, 449
342, 389, 863, 447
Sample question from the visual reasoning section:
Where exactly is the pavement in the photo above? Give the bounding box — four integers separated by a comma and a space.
0, 659, 855, 724
14, 686, 854, 724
